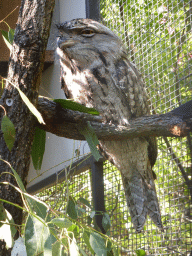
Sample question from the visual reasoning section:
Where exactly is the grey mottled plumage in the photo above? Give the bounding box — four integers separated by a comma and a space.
57, 18, 163, 232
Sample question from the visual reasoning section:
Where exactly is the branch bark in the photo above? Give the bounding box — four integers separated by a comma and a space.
37, 96, 192, 140
0, 0, 55, 253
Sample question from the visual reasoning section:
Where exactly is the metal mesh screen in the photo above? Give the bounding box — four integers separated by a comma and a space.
100, 0, 192, 254
37, 0, 192, 255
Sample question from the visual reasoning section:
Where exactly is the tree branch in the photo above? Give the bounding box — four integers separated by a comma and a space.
37, 96, 192, 140
0, 0, 55, 250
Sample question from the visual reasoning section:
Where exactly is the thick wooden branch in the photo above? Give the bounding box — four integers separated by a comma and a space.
37, 97, 192, 140
0, 0, 55, 250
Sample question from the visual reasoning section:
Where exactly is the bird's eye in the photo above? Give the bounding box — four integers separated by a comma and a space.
81, 29, 95, 37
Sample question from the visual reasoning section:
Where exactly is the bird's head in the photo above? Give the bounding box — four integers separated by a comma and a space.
56, 18, 127, 70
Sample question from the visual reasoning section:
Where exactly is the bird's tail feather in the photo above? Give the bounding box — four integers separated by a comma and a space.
122, 168, 164, 232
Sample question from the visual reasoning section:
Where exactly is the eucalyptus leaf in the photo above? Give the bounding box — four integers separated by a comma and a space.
67, 224, 79, 239
82, 230, 95, 254
0, 206, 16, 248
1, 115, 16, 151
50, 218, 72, 229
8, 28, 15, 44
69, 237, 80, 256
14, 86, 45, 124
25, 214, 51, 256
0, 30, 12, 50
78, 122, 102, 161
67, 196, 77, 220
31, 127, 46, 170
52, 241, 63, 256
53, 98, 99, 115
1, 159, 49, 219
78, 197, 92, 209
90, 232, 107, 256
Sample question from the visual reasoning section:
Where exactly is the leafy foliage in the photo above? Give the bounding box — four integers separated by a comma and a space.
0, 160, 119, 255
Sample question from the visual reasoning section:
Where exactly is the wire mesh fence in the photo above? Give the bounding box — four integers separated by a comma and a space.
37, 0, 191, 255
100, 0, 192, 254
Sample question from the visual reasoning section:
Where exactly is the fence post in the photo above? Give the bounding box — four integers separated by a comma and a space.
85, 0, 100, 21
91, 159, 106, 233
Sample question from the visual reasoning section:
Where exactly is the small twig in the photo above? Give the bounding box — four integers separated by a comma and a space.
0, 6, 19, 24
0, 105, 7, 116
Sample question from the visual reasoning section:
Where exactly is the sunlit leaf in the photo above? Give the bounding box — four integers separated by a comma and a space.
136, 249, 146, 256
0, 206, 16, 249
14, 86, 45, 124
11, 237, 27, 256
0, 30, 12, 50
67, 224, 79, 239
50, 218, 72, 229
25, 214, 51, 256
69, 237, 80, 256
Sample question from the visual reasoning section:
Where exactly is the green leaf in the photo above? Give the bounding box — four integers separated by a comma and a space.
87, 215, 92, 225
1, 159, 49, 219
1, 115, 16, 151
90, 232, 107, 256
67, 224, 79, 239
78, 197, 92, 209
31, 127, 46, 170
112, 246, 120, 256
25, 193, 49, 220
3, 160, 26, 192
0, 202, 6, 228
44, 232, 52, 256
53, 98, 100, 115
82, 230, 95, 254
25, 214, 51, 256
69, 237, 80, 256
78, 122, 101, 161
14, 85, 45, 124
0, 30, 12, 50
8, 29, 14, 44
136, 249, 146, 256
50, 218, 72, 229
0, 206, 16, 249
79, 247, 88, 256
106, 240, 112, 253
102, 213, 111, 233
52, 241, 63, 256
67, 196, 77, 220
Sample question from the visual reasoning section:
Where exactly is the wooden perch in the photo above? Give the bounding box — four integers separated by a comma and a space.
37, 97, 192, 140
